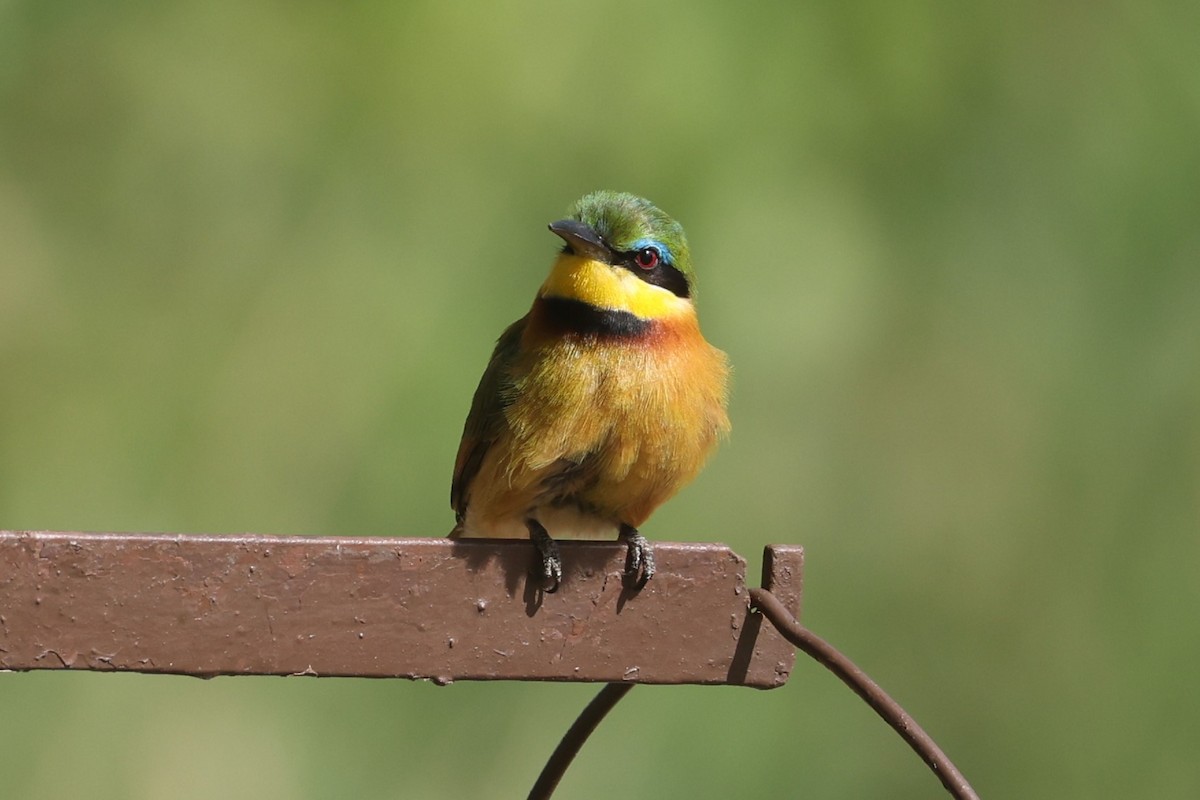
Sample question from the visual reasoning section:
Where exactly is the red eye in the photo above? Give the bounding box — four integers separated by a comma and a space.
634, 247, 659, 270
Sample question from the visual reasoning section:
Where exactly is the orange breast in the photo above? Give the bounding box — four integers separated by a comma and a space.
472, 309, 730, 532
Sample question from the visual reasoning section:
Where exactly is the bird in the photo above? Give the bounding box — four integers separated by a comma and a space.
450, 191, 730, 593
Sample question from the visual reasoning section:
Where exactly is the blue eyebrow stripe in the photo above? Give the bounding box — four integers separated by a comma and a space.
629, 238, 673, 264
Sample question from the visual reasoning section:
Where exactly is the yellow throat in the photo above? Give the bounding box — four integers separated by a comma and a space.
539, 254, 693, 322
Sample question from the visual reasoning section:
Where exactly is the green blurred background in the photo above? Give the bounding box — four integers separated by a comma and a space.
2, 1, 1197, 797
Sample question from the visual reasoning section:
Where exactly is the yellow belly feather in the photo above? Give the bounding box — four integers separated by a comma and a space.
460, 321, 729, 539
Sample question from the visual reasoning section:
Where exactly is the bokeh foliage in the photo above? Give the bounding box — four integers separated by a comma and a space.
2, 2, 1197, 798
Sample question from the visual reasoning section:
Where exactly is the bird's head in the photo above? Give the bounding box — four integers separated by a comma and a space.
541, 191, 697, 322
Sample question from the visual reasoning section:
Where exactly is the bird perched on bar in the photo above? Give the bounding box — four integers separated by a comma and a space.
450, 191, 730, 592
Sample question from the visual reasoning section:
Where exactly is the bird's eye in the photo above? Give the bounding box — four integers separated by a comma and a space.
634, 247, 660, 270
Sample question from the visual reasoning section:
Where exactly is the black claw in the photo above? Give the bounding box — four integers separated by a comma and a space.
527, 519, 562, 593
619, 524, 655, 589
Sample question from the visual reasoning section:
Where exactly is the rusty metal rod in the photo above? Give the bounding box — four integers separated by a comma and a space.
527, 683, 634, 800
749, 587, 981, 800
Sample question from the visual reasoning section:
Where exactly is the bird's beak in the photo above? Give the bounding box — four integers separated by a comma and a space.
548, 219, 611, 262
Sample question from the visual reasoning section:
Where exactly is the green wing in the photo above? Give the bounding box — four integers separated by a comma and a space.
451, 316, 526, 522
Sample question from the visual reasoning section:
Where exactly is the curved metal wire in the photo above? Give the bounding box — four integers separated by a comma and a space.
527, 683, 634, 800
527, 588, 981, 800
749, 588, 980, 800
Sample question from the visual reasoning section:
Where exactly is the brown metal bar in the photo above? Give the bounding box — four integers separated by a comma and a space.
0, 530, 803, 688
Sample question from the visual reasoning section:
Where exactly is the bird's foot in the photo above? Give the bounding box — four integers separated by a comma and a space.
527, 519, 562, 593
619, 524, 655, 589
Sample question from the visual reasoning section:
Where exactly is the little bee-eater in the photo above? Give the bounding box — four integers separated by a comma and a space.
451, 191, 730, 592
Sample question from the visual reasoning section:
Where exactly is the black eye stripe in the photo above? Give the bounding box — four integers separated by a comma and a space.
618, 250, 690, 298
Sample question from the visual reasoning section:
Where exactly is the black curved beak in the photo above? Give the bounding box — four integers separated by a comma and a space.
548, 219, 611, 262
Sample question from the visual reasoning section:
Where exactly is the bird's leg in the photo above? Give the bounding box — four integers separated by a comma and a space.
619, 523, 656, 588
527, 518, 562, 593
